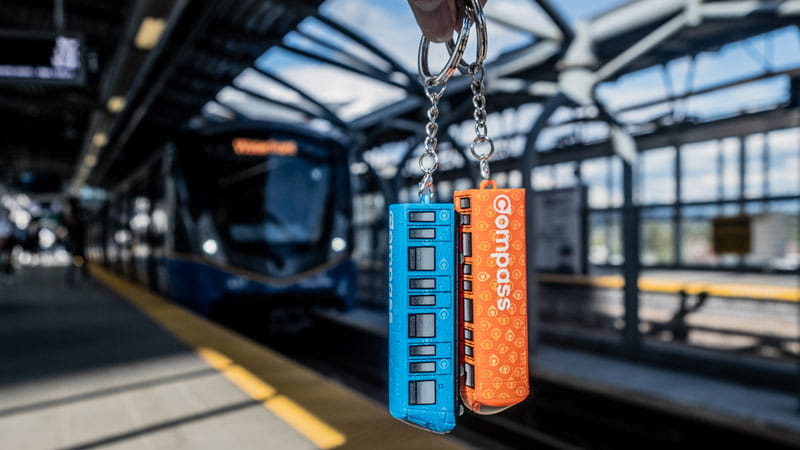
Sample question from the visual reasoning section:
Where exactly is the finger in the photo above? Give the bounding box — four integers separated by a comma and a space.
408, 0, 457, 43
455, 0, 488, 30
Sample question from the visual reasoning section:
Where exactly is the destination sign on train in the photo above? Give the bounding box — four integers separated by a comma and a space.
231, 138, 298, 156
0, 31, 84, 84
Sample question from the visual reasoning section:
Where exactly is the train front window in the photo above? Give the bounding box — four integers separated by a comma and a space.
221, 156, 331, 246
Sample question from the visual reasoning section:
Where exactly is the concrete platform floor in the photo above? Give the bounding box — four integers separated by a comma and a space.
0, 266, 463, 450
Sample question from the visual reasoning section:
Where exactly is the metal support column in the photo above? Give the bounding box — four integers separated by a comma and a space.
522, 94, 569, 355
674, 144, 682, 265
738, 135, 747, 268
622, 160, 641, 354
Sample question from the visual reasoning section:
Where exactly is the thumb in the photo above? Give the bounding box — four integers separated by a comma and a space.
408, 0, 457, 43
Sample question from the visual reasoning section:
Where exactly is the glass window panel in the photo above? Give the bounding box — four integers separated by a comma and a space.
641, 207, 674, 265
680, 205, 719, 265
767, 128, 800, 196
554, 162, 576, 188
581, 157, 609, 208
745, 134, 765, 198
754, 200, 800, 271
533, 166, 555, 191
720, 138, 741, 200
589, 212, 623, 265
681, 140, 719, 202
609, 157, 623, 208
640, 147, 676, 204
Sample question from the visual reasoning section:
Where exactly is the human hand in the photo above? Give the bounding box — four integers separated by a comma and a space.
407, 0, 487, 43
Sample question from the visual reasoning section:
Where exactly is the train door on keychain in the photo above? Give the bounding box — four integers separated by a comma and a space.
454, 181, 529, 414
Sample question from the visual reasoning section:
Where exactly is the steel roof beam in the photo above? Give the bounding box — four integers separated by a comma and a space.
313, 13, 419, 92
227, 85, 325, 122
279, 43, 409, 91
251, 66, 347, 129
292, 28, 406, 87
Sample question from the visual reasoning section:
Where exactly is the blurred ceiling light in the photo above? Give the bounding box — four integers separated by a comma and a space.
92, 132, 108, 147
107, 96, 126, 113
135, 17, 166, 50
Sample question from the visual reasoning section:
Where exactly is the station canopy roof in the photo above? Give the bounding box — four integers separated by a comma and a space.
0, 0, 797, 194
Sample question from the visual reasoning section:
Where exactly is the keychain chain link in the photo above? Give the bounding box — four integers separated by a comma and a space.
468, 63, 494, 182
418, 82, 444, 202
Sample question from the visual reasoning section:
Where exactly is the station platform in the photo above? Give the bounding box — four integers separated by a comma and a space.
0, 266, 465, 450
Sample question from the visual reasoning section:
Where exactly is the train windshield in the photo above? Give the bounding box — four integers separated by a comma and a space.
217, 156, 331, 246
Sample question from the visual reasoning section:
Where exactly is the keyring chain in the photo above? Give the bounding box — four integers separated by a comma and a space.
416, 0, 487, 199
418, 82, 445, 202
468, 63, 494, 181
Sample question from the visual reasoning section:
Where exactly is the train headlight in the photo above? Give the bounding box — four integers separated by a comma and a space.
331, 237, 347, 252
202, 239, 218, 255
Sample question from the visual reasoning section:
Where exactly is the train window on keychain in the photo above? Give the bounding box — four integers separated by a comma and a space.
410, 295, 436, 306
464, 364, 475, 388
409, 345, 436, 356
409, 212, 435, 222
409, 228, 436, 239
409, 278, 435, 289
410, 362, 436, 373
461, 233, 471, 257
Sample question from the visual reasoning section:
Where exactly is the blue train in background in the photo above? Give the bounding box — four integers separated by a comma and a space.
388, 203, 457, 433
86, 121, 356, 330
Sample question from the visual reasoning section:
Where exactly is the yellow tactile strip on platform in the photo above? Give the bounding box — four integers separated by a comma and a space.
538, 273, 800, 302
90, 265, 463, 450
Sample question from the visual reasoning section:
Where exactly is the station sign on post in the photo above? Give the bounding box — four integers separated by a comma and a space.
712, 216, 752, 254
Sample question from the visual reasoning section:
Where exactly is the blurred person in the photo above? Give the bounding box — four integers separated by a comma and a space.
0, 208, 15, 282
21, 220, 41, 265
407, 0, 487, 43
64, 198, 90, 287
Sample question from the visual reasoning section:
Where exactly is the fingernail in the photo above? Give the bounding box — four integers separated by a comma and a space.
411, 0, 444, 12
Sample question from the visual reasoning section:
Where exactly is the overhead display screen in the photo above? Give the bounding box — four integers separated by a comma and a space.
0, 30, 84, 84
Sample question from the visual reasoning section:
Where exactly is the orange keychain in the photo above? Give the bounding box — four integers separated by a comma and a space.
455, 181, 528, 414
452, 24, 529, 412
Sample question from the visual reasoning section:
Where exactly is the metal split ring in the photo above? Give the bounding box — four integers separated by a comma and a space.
418, 20, 471, 86
418, 151, 440, 173
469, 135, 495, 161
446, 0, 488, 74
418, 0, 485, 86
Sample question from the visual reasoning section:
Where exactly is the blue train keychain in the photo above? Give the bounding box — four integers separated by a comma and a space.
386, 9, 472, 432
